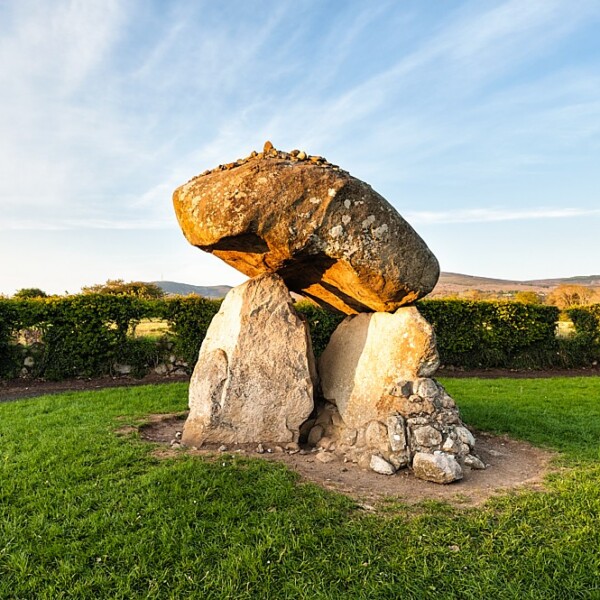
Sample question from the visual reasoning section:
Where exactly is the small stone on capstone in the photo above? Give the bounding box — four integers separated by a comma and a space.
263, 141, 274, 153
297, 151, 307, 160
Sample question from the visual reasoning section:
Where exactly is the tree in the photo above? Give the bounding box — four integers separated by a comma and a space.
13, 288, 48, 299
546, 284, 594, 309
514, 291, 542, 304
81, 279, 165, 299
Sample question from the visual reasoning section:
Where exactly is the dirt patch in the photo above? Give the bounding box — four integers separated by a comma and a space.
2, 366, 597, 404
0, 374, 189, 403
3, 366, 598, 405
138, 413, 557, 509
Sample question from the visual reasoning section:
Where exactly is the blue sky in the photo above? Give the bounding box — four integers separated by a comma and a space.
1, 0, 599, 295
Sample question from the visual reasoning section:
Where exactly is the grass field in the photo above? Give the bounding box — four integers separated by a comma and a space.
1, 378, 599, 599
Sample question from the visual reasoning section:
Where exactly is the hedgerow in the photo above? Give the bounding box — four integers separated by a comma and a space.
568, 305, 600, 342
295, 301, 345, 357
17, 295, 155, 379
0, 299, 21, 378
417, 299, 560, 368
0, 295, 598, 381
564, 304, 600, 366
158, 296, 222, 370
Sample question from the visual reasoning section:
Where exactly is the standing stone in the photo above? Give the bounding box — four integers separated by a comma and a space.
319, 306, 439, 429
182, 273, 316, 446
173, 146, 439, 314
317, 305, 480, 482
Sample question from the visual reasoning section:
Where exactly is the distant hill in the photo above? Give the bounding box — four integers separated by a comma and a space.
153, 273, 600, 300
153, 281, 232, 298
431, 272, 600, 297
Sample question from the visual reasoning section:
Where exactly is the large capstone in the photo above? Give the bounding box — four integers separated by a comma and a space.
181, 273, 316, 447
173, 144, 439, 314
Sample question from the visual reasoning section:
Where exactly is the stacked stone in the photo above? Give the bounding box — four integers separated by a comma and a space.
305, 378, 484, 482
172, 142, 484, 484
192, 140, 348, 179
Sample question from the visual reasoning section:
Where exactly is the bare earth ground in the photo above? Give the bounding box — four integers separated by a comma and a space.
137, 413, 557, 509
2, 366, 598, 405
0, 373, 189, 403
2, 371, 574, 507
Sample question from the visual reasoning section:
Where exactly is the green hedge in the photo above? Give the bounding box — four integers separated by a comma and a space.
1, 295, 598, 381
14, 295, 156, 379
158, 296, 222, 369
568, 305, 600, 342
564, 305, 600, 366
0, 300, 21, 378
295, 301, 345, 357
417, 299, 560, 368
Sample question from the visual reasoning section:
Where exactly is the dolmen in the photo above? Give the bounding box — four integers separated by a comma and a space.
172, 142, 484, 483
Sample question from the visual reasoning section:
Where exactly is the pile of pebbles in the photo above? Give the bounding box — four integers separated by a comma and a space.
195, 141, 348, 179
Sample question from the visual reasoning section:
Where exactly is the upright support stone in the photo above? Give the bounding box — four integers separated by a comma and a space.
319, 307, 439, 429
182, 273, 317, 447
317, 306, 479, 483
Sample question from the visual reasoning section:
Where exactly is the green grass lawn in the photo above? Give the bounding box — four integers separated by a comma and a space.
1, 378, 599, 599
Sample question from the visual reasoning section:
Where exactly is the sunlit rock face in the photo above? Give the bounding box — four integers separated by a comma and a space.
182, 273, 316, 447
319, 306, 440, 430
173, 145, 439, 314
312, 307, 479, 483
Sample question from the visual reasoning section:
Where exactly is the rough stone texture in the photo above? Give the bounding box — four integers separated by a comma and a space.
370, 455, 396, 475
412, 452, 464, 484
314, 307, 481, 481
386, 415, 407, 452
307, 425, 324, 447
319, 306, 440, 429
412, 425, 443, 448
173, 144, 439, 314
365, 420, 389, 451
464, 454, 487, 470
182, 273, 316, 446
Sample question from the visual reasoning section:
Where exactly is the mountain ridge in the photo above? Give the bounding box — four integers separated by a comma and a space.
153, 273, 600, 299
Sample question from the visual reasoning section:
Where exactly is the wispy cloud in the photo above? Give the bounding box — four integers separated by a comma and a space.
407, 207, 600, 225
1, 0, 599, 292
